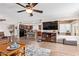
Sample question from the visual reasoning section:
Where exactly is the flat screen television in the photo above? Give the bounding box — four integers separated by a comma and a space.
43, 21, 58, 30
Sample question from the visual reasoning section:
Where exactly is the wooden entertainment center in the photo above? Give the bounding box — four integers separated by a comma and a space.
37, 21, 58, 43
42, 32, 56, 42
37, 31, 57, 43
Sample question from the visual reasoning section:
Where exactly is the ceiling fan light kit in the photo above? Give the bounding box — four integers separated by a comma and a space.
26, 8, 33, 13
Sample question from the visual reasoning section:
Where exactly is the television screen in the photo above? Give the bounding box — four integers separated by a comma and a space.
43, 21, 58, 30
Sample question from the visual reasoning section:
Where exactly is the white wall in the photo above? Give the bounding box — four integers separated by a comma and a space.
0, 22, 10, 36
0, 21, 19, 36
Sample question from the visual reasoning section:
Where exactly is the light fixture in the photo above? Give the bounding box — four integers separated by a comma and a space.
26, 8, 33, 13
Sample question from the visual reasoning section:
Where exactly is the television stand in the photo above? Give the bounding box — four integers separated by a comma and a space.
42, 32, 56, 43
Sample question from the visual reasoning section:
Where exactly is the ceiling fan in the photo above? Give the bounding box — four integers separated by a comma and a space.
0, 19, 6, 21
16, 3, 43, 16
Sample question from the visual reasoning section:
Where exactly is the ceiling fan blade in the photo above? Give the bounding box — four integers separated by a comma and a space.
28, 3, 30, 5
32, 3, 38, 7
33, 9, 43, 13
17, 10, 26, 13
28, 3, 31, 7
30, 13, 33, 16
26, 3, 30, 7
0, 19, 6, 21
16, 3, 26, 8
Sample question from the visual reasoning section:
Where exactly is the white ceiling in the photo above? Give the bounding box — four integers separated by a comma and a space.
0, 3, 79, 24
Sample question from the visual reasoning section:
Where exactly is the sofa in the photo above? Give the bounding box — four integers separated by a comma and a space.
57, 35, 78, 46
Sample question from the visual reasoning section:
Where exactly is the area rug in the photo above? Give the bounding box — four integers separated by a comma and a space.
25, 43, 51, 56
